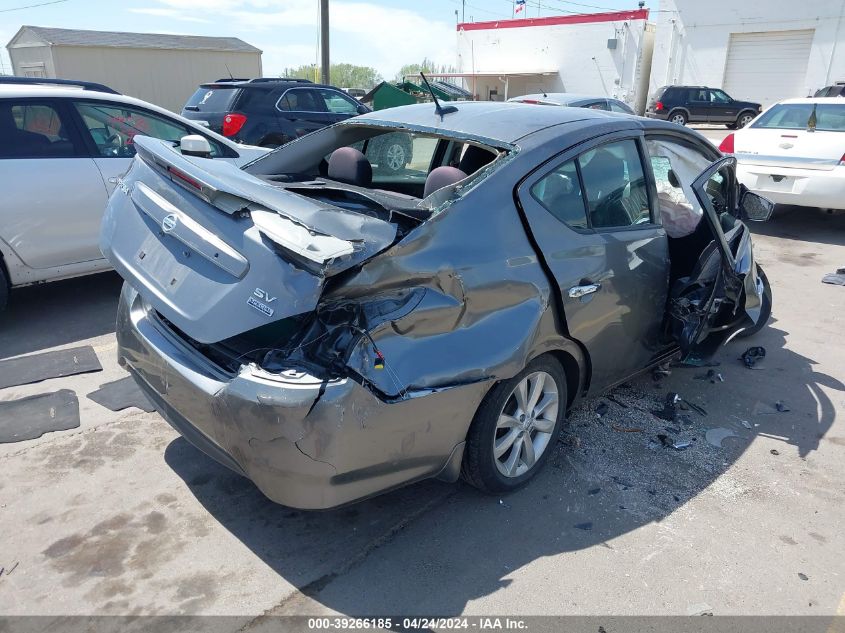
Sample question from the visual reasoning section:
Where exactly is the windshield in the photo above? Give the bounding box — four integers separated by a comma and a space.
184, 86, 240, 112
751, 103, 845, 132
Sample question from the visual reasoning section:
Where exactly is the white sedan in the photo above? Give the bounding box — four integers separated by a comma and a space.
0, 80, 270, 310
719, 98, 845, 210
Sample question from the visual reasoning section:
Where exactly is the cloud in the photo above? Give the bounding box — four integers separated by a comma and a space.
129, 0, 455, 77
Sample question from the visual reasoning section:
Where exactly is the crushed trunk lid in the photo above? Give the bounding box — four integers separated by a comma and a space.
100, 136, 397, 344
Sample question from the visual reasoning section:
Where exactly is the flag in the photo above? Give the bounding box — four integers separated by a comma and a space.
515, 0, 525, 13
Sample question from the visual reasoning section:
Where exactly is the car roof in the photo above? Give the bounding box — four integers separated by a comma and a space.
509, 92, 611, 105
198, 80, 337, 91
349, 100, 634, 144
773, 97, 845, 105
0, 84, 239, 147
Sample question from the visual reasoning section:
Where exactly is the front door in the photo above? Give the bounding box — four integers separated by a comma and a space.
708, 89, 739, 124
0, 98, 108, 269
518, 134, 670, 392
686, 88, 712, 123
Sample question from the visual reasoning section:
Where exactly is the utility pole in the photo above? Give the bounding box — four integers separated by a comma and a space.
462, 0, 465, 22
320, 0, 330, 85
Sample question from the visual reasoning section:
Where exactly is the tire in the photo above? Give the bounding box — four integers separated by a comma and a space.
737, 112, 755, 128
669, 110, 688, 126
380, 142, 407, 173
737, 265, 772, 338
0, 264, 8, 313
461, 355, 567, 494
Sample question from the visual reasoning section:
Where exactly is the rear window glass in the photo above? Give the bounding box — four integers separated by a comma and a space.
752, 103, 845, 132
184, 87, 240, 112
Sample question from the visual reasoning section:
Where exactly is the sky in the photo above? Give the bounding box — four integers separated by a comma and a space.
1, 0, 653, 80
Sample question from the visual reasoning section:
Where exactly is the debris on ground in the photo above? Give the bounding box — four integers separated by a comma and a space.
675, 355, 720, 368
798, 572, 809, 581
705, 427, 739, 448
770, 449, 780, 456
672, 440, 693, 450
587, 488, 601, 495
741, 420, 753, 429
821, 268, 845, 285
741, 346, 767, 369
573, 522, 593, 531
652, 363, 672, 382
612, 424, 644, 433
687, 603, 714, 616
775, 400, 790, 412
607, 394, 629, 409
595, 401, 609, 417
696, 369, 724, 383
652, 392, 681, 421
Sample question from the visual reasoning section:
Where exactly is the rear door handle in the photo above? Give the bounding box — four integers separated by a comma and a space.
568, 283, 601, 298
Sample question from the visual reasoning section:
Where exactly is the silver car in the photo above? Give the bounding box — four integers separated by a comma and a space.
0, 80, 268, 310
101, 101, 773, 509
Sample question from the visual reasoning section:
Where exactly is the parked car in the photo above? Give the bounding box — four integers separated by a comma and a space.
509, 92, 635, 114
813, 84, 845, 98
0, 79, 269, 311
720, 98, 845, 210
101, 101, 773, 509
181, 78, 371, 148
645, 85, 762, 128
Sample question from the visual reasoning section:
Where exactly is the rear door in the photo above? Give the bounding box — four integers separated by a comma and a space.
0, 97, 109, 269
687, 88, 712, 123
517, 132, 670, 392
276, 88, 333, 138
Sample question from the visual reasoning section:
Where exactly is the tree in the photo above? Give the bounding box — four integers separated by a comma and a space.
395, 58, 457, 82
280, 63, 382, 89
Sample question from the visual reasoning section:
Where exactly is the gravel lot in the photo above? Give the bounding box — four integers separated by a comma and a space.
0, 197, 843, 621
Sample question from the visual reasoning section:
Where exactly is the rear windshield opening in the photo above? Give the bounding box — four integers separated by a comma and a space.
752, 103, 845, 132
247, 126, 507, 205
184, 86, 240, 112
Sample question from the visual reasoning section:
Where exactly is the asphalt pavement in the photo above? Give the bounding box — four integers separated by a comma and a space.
0, 199, 843, 622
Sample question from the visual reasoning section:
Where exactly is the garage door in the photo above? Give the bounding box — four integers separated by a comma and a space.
723, 29, 814, 106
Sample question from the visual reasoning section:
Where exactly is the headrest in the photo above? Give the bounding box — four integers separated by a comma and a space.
424, 166, 467, 198
328, 147, 372, 187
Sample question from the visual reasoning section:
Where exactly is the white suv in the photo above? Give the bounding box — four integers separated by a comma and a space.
0, 79, 269, 310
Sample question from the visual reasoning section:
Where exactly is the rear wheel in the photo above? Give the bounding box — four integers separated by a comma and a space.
669, 110, 688, 126
737, 265, 772, 338
737, 112, 755, 128
462, 356, 567, 493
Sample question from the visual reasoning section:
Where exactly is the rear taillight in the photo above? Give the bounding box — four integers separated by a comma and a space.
719, 133, 735, 154
655, 101, 664, 111
222, 113, 247, 137
840, 153, 845, 166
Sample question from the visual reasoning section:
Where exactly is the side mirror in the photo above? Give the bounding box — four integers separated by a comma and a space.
739, 187, 774, 222
180, 134, 213, 158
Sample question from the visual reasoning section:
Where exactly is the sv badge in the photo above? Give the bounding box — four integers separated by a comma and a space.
247, 288, 277, 318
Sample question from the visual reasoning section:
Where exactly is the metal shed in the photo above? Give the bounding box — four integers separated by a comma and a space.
6, 25, 262, 112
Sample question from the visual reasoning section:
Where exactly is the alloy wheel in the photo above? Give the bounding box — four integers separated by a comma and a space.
493, 371, 558, 477
385, 144, 406, 171
738, 114, 754, 128
670, 113, 686, 125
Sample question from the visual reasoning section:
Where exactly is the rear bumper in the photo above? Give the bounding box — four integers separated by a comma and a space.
117, 283, 482, 509
737, 162, 845, 210
644, 111, 668, 120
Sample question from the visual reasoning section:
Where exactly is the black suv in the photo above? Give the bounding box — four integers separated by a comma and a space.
182, 78, 371, 148
645, 86, 762, 129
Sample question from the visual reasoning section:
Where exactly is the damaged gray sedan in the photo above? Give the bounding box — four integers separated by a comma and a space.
101, 101, 773, 509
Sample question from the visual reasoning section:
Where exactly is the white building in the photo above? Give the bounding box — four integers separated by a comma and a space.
455, 9, 656, 113
649, 0, 845, 107
7, 26, 262, 112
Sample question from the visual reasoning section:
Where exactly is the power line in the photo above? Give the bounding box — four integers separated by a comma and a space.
0, 0, 68, 13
